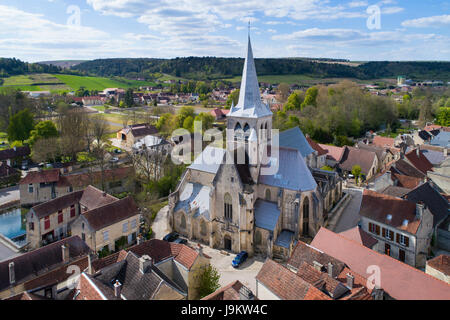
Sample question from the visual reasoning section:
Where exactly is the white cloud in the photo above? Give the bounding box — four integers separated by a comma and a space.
348, 1, 368, 8
402, 15, 450, 28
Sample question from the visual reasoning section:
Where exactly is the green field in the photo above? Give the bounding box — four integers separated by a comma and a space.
53, 74, 157, 91
221, 74, 380, 85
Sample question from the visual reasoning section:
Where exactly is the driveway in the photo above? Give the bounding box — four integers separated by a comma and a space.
333, 187, 363, 233
0, 186, 19, 207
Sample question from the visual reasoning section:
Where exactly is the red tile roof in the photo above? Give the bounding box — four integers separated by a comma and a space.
201, 280, 256, 300
360, 189, 420, 234
306, 137, 327, 156
20, 169, 60, 185
373, 136, 395, 148
391, 172, 423, 189
427, 255, 450, 276
318, 144, 344, 162
405, 149, 434, 175
339, 226, 378, 248
256, 259, 331, 300
311, 227, 450, 300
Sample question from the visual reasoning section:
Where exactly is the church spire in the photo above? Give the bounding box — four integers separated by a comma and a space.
228, 30, 272, 118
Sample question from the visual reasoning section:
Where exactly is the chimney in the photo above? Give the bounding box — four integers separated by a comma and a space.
313, 261, 323, 271
239, 285, 255, 301
416, 148, 420, 157
139, 255, 153, 273
87, 253, 96, 275
62, 244, 69, 262
327, 262, 334, 278
9, 262, 15, 285
113, 280, 122, 298
346, 273, 354, 290
444, 149, 448, 157
416, 202, 425, 220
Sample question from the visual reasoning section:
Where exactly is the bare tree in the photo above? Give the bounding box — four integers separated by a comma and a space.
90, 115, 109, 145
128, 145, 167, 186
58, 108, 88, 160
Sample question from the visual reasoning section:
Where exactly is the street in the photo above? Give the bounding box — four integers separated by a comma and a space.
333, 187, 363, 233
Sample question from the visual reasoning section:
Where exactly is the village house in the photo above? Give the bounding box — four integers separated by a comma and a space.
210, 108, 230, 121
338, 146, 378, 180
0, 162, 20, 188
78, 239, 210, 300
81, 96, 105, 106
117, 123, 159, 149
0, 146, 30, 167
19, 166, 134, 207
425, 254, 450, 284
359, 189, 434, 268
318, 143, 345, 168
310, 227, 450, 300
71, 195, 140, 254
0, 236, 90, 300
202, 280, 256, 300
25, 185, 121, 249
356, 141, 397, 172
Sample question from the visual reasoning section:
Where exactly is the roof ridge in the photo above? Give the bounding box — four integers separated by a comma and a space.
317, 227, 450, 286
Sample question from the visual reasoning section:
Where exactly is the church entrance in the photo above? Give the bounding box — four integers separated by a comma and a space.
224, 236, 232, 250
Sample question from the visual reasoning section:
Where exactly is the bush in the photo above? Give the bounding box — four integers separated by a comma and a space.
197, 264, 221, 299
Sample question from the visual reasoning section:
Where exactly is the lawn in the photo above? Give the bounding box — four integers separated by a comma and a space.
53, 74, 158, 91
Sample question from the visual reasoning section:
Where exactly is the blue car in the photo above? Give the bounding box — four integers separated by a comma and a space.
232, 251, 248, 268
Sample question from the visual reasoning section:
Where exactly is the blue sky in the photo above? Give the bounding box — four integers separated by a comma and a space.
0, 0, 449, 62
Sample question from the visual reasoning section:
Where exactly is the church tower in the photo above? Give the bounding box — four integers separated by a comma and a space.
226, 33, 273, 183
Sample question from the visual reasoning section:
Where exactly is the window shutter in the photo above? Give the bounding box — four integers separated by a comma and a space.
376, 225, 380, 235
382, 228, 386, 237
369, 223, 373, 233
396, 233, 400, 243
390, 231, 394, 241
405, 237, 409, 247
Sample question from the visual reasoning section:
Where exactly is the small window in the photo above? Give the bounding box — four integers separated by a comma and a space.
123, 222, 128, 233
131, 219, 137, 229
68, 186, 73, 193
385, 229, 392, 240
29, 222, 34, 231
28, 184, 33, 193
103, 231, 109, 241
70, 205, 76, 218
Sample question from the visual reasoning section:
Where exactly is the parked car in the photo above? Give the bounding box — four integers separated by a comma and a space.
163, 232, 179, 242
173, 238, 188, 245
232, 251, 248, 268
114, 149, 122, 154
109, 157, 119, 163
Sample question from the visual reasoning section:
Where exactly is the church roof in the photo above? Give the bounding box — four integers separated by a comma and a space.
254, 200, 281, 231
227, 36, 272, 119
259, 147, 317, 191
279, 126, 315, 158
188, 146, 226, 174
174, 182, 211, 220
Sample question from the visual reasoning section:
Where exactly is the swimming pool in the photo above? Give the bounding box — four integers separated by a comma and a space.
0, 208, 26, 240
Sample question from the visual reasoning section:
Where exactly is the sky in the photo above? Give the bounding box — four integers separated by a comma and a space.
0, 0, 449, 62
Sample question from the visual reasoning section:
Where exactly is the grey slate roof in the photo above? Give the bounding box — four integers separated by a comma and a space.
188, 146, 226, 174
254, 200, 281, 231
227, 36, 272, 119
404, 182, 449, 227
429, 131, 450, 148
259, 146, 317, 191
407, 147, 446, 166
274, 230, 294, 249
279, 126, 315, 158
174, 182, 211, 220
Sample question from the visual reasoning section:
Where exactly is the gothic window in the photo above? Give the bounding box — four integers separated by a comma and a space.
200, 220, 207, 236
243, 123, 250, 132
180, 213, 186, 229
303, 197, 310, 219
265, 189, 271, 201
224, 193, 233, 221
234, 122, 242, 131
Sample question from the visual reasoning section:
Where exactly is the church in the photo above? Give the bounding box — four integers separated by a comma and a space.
168, 35, 343, 260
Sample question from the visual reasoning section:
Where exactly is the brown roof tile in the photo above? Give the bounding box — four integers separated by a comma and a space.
391, 172, 423, 189
0, 146, 30, 161
20, 169, 60, 185
339, 146, 377, 175
201, 280, 255, 300
373, 136, 395, 148
427, 255, 450, 276
306, 137, 327, 156
339, 226, 378, 248
405, 149, 434, 175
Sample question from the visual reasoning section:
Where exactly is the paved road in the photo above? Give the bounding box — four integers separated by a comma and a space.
0, 186, 19, 207
334, 188, 363, 233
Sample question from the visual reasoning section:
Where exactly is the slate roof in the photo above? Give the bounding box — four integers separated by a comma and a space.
259, 146, 317, 191
90, 252, 186, 300
339, 226, 378, 249
174, 182, 211, 220
429, 131, 450, 148
274, 230, 294, 249
0, 236, 90, 292
130, 124, 159, 137
254, 200, 281, 232
360, 189, 420, 234
0, 146, 30, 161
227, 36, 272, 119
279, 126, 315, 158
188, 146, 226, 174
427, 254, 450, 276
82, 196, 138, 231
404, 182, 449, 227
339, 146, 377, 175
381, 185, 411, 198
311, 227, 450, 300
256, 259, 331, 300
417, 148, 446, 165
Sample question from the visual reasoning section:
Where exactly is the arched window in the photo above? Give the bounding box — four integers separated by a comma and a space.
224, 193, 233, 221
243, 123, 250, 132
265, 189, 271, 201
234, 122, 242, 131
180, 213, 186, 229
200, 220, 207, 236
303, 197, 310, 219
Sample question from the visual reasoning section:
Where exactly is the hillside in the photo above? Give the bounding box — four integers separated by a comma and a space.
38, 60, 87, 69
72, 57, 450, 82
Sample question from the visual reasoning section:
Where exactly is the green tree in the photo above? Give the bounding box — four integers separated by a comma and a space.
197, 264, 221, 299
183, 116, 194, 132
351, 165, 362, 184
284, 91, 302, 111
225, 89, 240, 108
28, 120, 58, 146
301, 86, 318, 109
125, 88, 134, 108
177, 106, 195, 128
193, 113, 215, 133
7, 109, 34, 142
436, 107, 450, 127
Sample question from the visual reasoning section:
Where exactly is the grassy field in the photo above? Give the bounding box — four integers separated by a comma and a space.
53, 74, 158, 91
221, 74, 380, 85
